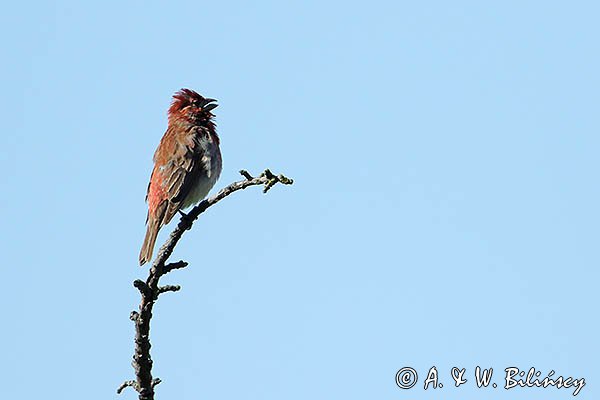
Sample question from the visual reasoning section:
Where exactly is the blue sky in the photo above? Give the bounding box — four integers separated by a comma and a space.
1, 1, 598, 399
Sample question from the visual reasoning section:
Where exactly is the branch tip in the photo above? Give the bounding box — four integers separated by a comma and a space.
158, 285, 181, 295
278, 174, 294, 185
117, 380, 138, 394
260, 170, 293, 193
239, 169, 253, 180
164, 260, 188, 274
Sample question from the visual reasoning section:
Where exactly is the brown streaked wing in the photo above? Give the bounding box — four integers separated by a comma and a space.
160, 137, 204, 225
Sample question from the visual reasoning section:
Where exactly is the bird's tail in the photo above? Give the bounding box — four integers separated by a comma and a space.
139, 217, 160, 266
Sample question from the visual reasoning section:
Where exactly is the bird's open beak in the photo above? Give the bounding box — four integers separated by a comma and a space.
202, 98, 218, 112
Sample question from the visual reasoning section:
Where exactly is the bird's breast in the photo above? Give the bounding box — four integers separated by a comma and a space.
180, 138, 222, 209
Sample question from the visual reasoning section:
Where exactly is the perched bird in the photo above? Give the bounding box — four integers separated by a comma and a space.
139, 89, 222, 265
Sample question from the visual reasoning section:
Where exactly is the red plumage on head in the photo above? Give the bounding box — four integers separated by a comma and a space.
168, 88, 205, 117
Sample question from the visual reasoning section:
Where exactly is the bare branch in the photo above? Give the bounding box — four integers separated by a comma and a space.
239, 169, 253, 180
163, 260, 188, 274
117, 380, 139, 394
119, 169, 293, 399
158, 285, 181, 295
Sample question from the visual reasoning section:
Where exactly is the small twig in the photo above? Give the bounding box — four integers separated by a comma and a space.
239, 169, 253, 180
158, 285, 181, 295
117, 380, 139, 394
119, 169, 293, 399
260, 168, 294, 193
163, 261, 188, 274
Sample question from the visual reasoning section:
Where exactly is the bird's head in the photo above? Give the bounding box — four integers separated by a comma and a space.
168, 88, 218, 124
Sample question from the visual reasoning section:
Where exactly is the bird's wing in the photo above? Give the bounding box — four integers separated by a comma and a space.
160, 130, 207, 225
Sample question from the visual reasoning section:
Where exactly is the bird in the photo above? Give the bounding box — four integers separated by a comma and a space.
139, 88, 222, 266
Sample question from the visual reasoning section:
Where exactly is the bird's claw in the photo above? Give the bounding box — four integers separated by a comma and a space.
178, 210, 193, 228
